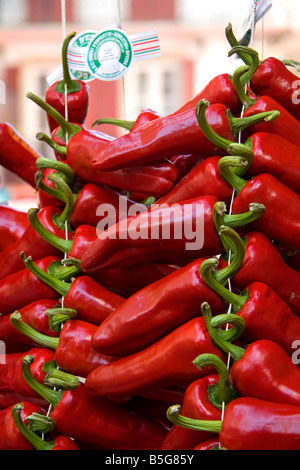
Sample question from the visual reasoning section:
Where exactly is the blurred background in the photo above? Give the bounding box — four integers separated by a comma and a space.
0, 0, 299, 210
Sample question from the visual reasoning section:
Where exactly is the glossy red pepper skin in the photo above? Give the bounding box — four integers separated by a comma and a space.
45, 81, 89, 133
221, 281, 300, 356
0, 299, 60, 350
67, 224, 97, 260
242, 95, 300, 147
130, 108, 163, 131
92, 104, 234, 171
66, 129, 178, 196
0, 205, 29, 240
230, 340, 300, 407
49, 435, 80, 450
81, 195, 223, 272
0, 401, 45, 450
0, 206, 73, 280
63, 275, 124, 325
0, 123, 42, 187
0, 347, 54, 403
170, 154, 205, 181
244, 132, 300, 194
91, 262, 178, 297
0, 228, 17, 252
86, 317, 227, 398
219, 231, 300, 316
49, 383, 167, 450
157, 156, 233, 205
250, 57, 300, 120
219, 397, 300, 450
173, 73, 241, 116
231, 173, 300, 252
91, 258, 225, 356
0, 255, 60, 313
70, 183, 142, 228
51, 319, 119, 377
160, 376, 221, 450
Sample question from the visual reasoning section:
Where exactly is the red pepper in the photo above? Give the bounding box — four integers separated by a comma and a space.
80, 195, 264, 272
226, 27, 300, 120
228, 46, 300, 147
0, 122, 42, 187
0, 255, 60, 314
157, 156, 234, 206
0, 299, 60, 351
167, 397, 300, 450
92, 108, 163, 132
173, 73, 242, 116
91, 261, 178, 297
0, 401, 46, 450
0, 347, 55, 405
199, 303, 300, 409
22, 355, 168, 450
85, 316, 227, 398
0, 201, 73, 281
90, 100, 272, 172
38, 129, 179, 197
90, 226, 243, 356
0, 228, 17, 252
0, 205, 29, 240
170, 154, 205, 181
21, 252, 124, 325
10, 313, 119, 378
160, 354, 234, 450
200, 259, 300, 356
195, 97, 300, 195
218, 230, 300, 316
228, 340, 300, 408
12, 403, 80, 450
45, 32, 89, 133
36, 168, 66, 209
218, 156, 300, 252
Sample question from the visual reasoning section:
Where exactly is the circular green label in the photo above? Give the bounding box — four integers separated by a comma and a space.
86, 29, 133, 81
69, 30, 97, 82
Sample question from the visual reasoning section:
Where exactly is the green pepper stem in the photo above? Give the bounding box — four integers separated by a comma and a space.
20, 252, 71, 297
218, 156, 248, 193
201, 302, 245, 361
36, 133, 67, 155
35, 170, 67, 204
22, 355, 63, 408
282, 59, 300, 72
231, 64, 256, 107
26, 92, 80, 136
227, 142, 254, 176
200, 259, 248, 312
195, 99, 280, 150
47, 173, 74, 227
45, 307, 77, 332
43, 368, 80, 391
35, 157, 74, 184
193, 353, 235, 410
223, 202, 265, 228
213, 225, 245, 285
228, 46, 259, 87
225, 23, 253, 66
25, 411, 56, 434
12, 403, 56, 451
167, 404, 222, 433
27, 208, 73, 253
92, 117, 135, 130
10, 312, 59, 349
47, 259, 82, 281
55, 32, 81, 95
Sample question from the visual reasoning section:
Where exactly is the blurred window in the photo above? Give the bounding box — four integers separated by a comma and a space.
0, 0, 26, 25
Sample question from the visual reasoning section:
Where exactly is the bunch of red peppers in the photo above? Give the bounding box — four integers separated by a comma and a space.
1, 25, 300, 451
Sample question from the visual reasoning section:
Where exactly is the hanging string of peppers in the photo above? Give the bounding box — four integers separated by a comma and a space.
1, 20, 300, 451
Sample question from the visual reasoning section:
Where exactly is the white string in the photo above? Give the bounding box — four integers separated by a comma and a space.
220, 1, 257, 429
117, 0, 127, 128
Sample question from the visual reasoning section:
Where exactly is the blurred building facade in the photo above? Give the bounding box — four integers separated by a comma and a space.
0, 0, 299, 207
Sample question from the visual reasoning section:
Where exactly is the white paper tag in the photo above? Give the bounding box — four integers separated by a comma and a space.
47, 27, 161, 85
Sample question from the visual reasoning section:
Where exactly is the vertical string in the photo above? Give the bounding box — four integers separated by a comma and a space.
220, 0, 257, 428
117, 0, 127, 127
